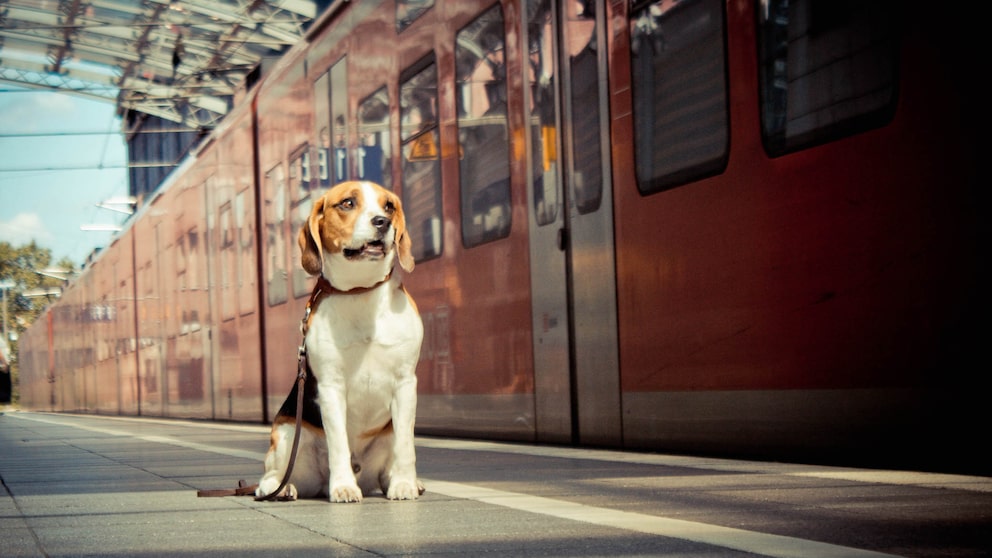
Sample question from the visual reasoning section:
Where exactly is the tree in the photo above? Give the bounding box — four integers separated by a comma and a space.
0, 241, 77, 404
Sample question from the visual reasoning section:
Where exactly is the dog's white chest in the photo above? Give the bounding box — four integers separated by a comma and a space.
305, 285, 423, 380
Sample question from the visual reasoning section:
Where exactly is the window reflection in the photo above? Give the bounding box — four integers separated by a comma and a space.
526, 0, 559, 226
400, 59, 438, 142
565, 0, 603, 214
400, 56, 442, 262
456, 4, 511, 247
314, 73, 331, 188
290, 146, 314, 298
235, 188, 255, 315
265, 164, 288, 305
396, 0, 434, 32
358, 87, 392, 188
184, 227, 201, 333
219, 201, 236, 321
330, 58, 349, 185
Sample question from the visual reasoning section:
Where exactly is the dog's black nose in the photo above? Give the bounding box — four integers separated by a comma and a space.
371, 215, 391, 234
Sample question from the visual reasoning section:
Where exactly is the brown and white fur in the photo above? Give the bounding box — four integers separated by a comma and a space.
256, 180, 424, 502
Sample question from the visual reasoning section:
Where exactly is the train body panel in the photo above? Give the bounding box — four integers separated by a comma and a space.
17, 0, 984, 473
607, 1, 981, 462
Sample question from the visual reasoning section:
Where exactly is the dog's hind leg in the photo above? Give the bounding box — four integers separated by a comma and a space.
256, 422, 327, 500
256, 421, 299, 500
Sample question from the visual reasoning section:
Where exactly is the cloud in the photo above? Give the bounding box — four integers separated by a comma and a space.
0, 212, 54, 247
0, 89, 90, 134
33, 92, 78, 114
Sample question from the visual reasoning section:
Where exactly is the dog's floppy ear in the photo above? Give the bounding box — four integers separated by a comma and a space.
393, 199, 415, 273
299, 196, 325, 275
397, 228, 414, 273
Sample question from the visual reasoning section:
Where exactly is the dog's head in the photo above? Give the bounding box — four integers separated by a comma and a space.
299, 181, 414, 290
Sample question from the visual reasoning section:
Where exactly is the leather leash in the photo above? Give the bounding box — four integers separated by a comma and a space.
197, 273, 391, 500
252, 341, 312, 500
197, 277, 330, 500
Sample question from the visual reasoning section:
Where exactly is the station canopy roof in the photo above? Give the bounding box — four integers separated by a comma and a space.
0, 0, 322, 130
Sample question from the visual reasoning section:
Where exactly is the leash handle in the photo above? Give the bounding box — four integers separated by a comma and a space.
196, 479, 257, 498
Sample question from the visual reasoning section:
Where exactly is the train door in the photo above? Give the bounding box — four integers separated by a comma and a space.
525, 0, 622, 446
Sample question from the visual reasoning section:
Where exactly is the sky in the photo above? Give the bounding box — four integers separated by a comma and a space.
0, 86, 130, 270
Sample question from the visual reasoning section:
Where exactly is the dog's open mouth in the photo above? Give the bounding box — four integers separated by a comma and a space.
343, 240, 386, 260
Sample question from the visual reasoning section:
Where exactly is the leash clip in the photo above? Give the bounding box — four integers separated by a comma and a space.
296, 345, 308, 380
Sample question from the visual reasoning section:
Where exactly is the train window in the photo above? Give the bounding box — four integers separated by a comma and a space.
174, 235, 185, 348
186, 226, 202, 333
526, 0, 559, 227
330, 58, 349, 184
400, 54, 443, 262
400, 56, 438, 142
396, 0, 434, 33
314, 72, 331, 188
757, 0, 898, 157
290, 145, 315, 299
565, 0, 605, 213
187, 227, 202, 293
264, 163, 289, 306
219, 201, 236, 321
292, 147, 312, 195
175, 230, 187, 292
456, 4, 511, 247
629, 0, 729, 195
235, 188, 256, 315
358, 87, 392, 189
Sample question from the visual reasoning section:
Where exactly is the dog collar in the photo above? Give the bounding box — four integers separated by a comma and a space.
318, 271, 393, 296
302, 272, 394, 334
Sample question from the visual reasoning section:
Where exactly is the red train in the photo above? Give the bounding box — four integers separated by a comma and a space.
17, 0, 984, 474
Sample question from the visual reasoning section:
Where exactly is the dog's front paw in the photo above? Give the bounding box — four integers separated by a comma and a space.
386, 478, 422, 501
256, 481, 298, 501
330, 482, 363, 503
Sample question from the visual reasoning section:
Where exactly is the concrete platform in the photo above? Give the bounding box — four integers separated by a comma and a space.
1, 410, 990, 557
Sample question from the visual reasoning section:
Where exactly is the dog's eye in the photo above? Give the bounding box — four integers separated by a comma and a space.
337, 198, 355, 211
384, 200, 396, 214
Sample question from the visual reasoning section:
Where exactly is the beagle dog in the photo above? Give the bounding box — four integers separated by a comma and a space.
256, 180, 424, 502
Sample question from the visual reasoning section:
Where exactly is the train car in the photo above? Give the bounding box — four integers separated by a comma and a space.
17, 0, 984, 474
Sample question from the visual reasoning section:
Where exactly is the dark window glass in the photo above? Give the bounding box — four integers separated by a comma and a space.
629, 0, 729, 194
757, 0, 899, 156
